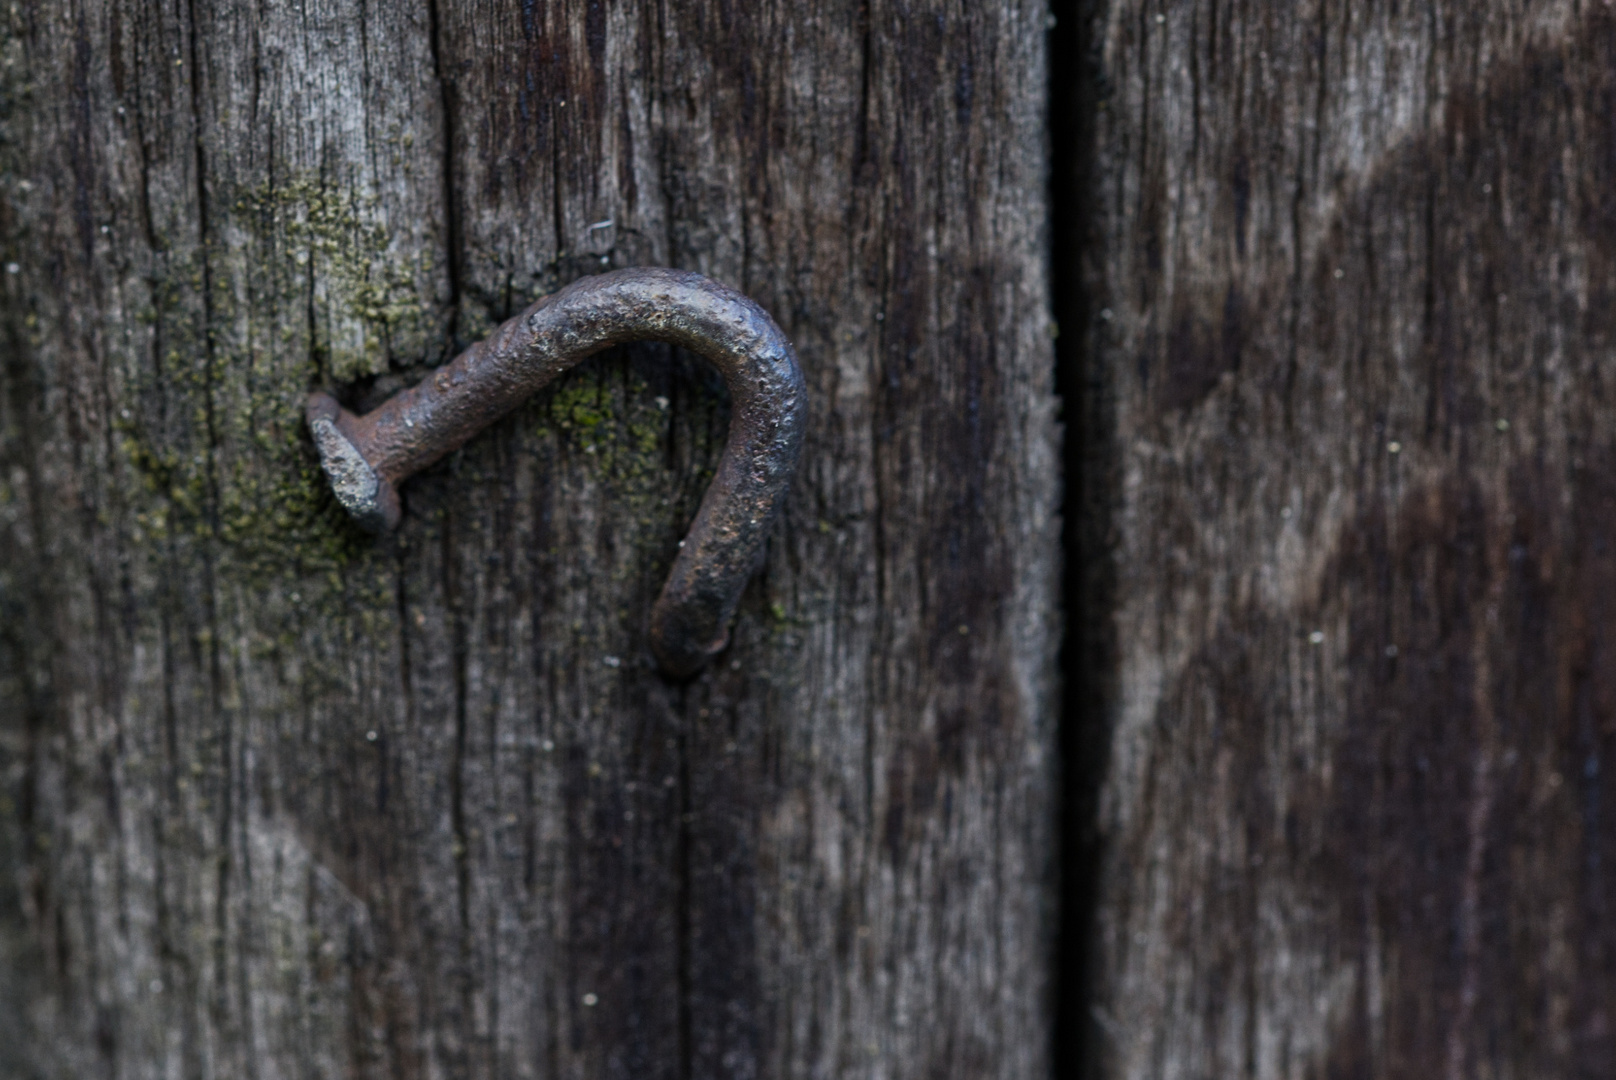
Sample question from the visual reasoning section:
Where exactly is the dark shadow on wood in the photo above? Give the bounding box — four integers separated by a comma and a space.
1051, 1, 1112, 1078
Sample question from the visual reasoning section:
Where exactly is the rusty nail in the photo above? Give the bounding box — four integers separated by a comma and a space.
307, 267, 806, 679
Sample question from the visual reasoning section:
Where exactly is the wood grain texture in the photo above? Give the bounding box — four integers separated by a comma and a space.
1084, 2, 1616, 1076
0, 2, 1058, 1079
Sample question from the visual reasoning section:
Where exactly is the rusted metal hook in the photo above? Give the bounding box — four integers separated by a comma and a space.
306, 267, 806, 679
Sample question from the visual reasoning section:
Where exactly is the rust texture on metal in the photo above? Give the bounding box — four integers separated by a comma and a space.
306, 267, 807, 678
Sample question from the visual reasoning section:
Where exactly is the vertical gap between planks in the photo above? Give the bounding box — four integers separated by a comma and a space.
1050, 2, 1112, 1078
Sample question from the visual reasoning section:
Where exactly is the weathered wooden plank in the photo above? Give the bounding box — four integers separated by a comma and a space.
0, 2, 1059, 1078
1085, 2, 1616, 1075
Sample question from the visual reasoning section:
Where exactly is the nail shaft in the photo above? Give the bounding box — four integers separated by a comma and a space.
307, 267, 806, 678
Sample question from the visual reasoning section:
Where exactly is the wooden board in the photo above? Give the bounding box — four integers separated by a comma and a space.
1082, 2, 1616, 1075
0, 2, 1058, 1077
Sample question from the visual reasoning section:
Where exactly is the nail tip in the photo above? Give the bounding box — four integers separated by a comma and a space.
651, 623, 729, 681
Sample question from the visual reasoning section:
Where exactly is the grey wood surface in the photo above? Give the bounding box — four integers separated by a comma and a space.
1081, 2, 1616, 1076
0, 2, 1059, 1077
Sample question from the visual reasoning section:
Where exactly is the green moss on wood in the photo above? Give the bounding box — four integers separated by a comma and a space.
238, 177, 429, 380
114, 173, 436, 588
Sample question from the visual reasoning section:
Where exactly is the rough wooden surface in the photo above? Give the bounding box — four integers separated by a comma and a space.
1084, 2, 1616, 1076
0, 2, 1058, 1078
